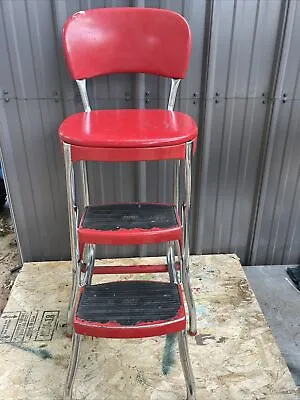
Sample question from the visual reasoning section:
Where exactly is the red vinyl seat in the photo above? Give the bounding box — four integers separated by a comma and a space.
59, 109, 197, 148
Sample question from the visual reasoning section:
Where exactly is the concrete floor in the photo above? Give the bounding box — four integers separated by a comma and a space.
244, 265, 300, 387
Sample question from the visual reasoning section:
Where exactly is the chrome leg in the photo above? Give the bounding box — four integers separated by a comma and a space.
64, 333, 81, 400
173, 158, 182, 281
182, 262, 197, 335
79, 160, 89, 207
175, 240, 183, 283
84, 244, 96, 286
177, 234, 197, 335
183, 142, 197, 335
63, 143, 80, 327
173, 160, 181, 210
177, 330, 196, 400
68, 268, 77, 319
166, 244, 178, 284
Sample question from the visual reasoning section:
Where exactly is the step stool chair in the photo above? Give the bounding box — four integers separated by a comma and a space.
59, 7, 198, 400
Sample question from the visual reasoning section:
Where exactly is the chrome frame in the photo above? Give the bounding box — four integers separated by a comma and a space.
167, 243, 196, 400
64, 332, 81, 400
166, 244, 178, 284
173, 160, 181, 210
64, 245, 95, 400
64, 81, 92, 319
76, 79, 91, 112
182, 141, 197, 335
169, 79, 181, 213
63, 143, 81, 327
63, 77, 196, 399
83, 243, 96, 286
76, 80, 91, 208
169, 78, 182, 279
168, 78, 180, 111
80, 161, 89, 207
63, 80, 93, 397
174, 240, 183, 282
178, 330, 196, 400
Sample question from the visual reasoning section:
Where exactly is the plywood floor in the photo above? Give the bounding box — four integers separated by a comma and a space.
0, 255, 298, 400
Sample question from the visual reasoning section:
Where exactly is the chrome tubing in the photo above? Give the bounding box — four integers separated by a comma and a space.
173, 160, 181, 210
167, 244, 178, 284
64, 333, 81, 400
177, 330, 196, 400
76, 79, 91, 112
182, 142, 197, 335
84, 244, 96, 286
80, 161, 90, 207
63, 143, 80, 327
168, 78, 181, 111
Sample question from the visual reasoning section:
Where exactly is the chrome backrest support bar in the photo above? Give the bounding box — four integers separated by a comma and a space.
76, 79, 91, 204
77, 77, 179, 113
168, 78, 181, 111
76, 79, 91, 112
169, 79, 181, 206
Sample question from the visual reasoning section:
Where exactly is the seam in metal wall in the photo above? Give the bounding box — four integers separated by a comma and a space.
0, 0, 299, 265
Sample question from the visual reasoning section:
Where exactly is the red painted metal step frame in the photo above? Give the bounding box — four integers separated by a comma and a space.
78, 203, 182, 246
81, 262, 181, 274
73, 283, 186, 339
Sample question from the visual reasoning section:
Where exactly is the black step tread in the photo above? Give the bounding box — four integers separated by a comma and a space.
77, 281, 182, 326
81, 203, 178, 231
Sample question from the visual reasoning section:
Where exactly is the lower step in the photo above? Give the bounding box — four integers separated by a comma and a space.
74, 281, 186, 338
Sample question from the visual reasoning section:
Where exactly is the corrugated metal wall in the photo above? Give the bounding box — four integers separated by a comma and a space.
0, 0, 300, 265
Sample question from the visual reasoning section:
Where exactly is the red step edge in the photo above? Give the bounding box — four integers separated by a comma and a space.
78, 202, 182, 246
73, 283, 186, 339
81, 263, 181, 274
78, 225, 182, 245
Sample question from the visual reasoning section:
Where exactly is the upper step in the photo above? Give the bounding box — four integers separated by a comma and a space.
78, 203, 182, 245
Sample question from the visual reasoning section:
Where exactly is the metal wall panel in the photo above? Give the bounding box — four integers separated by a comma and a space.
0, 0, 69, 261
250, 0, 300, 265
193, 0, 284, 263
0, 0, 299, 265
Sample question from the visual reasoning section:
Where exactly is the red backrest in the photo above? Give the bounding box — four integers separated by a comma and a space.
63, 8, 191, 80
